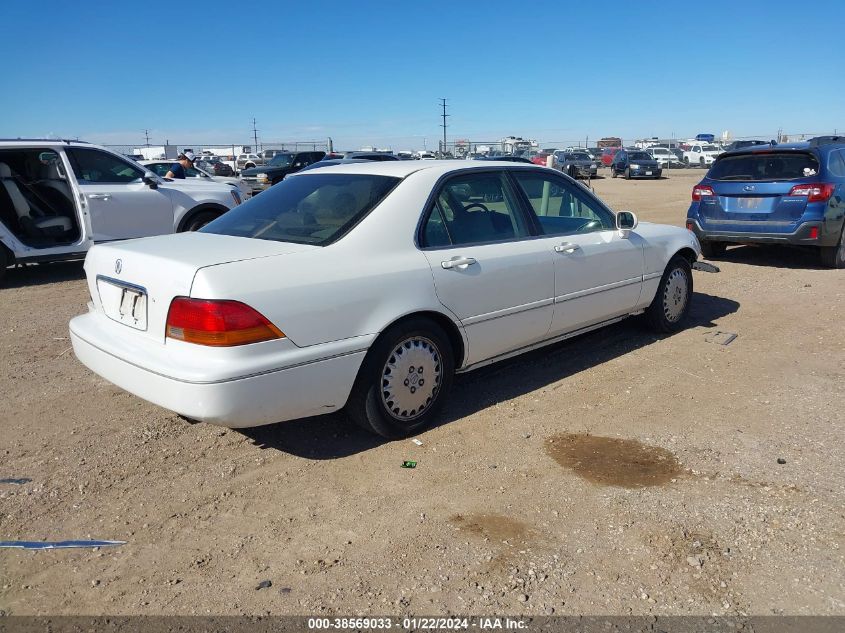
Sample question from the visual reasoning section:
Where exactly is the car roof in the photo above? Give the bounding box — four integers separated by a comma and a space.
290, 160, 557, 178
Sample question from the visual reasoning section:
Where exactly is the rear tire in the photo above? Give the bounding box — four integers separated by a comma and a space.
645, 256, 693, 333
0, 246, 8, 283
820, 224, 845, 268
700, 240, 727, 259
346, 317, 454, 439
624, 168, 631, 180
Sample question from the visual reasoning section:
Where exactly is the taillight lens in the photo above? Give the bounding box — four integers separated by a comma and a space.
166, 297, 284, 346
692, 185, 715, 201
788, 183, 834, 203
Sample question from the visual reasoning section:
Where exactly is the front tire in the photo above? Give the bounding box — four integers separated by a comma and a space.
624, 168, 631, 180
611, 167, 617, 178
346, 318, 454, 438
182, 211, 220, 232
820, 224, 845, 268
645, 256, 693, 333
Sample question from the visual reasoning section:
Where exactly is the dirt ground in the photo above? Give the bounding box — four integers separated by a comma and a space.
1, 169, 843, 617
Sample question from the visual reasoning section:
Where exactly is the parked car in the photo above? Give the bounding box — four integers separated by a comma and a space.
69, 161, 701, 437
610, 149, 662, 179
530, 152, 552, 167
236, 153, 263, 171
0, 140, 243, 281
723, 140, 770, 151
343, 151, 400, 161
646, 147, 685, 169
683, 143, 722, 168
298, 159, 372, 172
239, 151, 325, 194
600, 146, 621, 166
553, 151, 598, 179
197, 157, 234, 177
686, 136, 845, 267
473, 155, 533, 163
416, 151, 436, 160
141, 160, 251, 200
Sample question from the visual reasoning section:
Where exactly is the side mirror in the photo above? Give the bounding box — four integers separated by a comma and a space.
142, 172, 159, 190
616, 210, 638, 238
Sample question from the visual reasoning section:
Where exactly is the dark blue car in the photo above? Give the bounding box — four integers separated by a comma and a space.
686, 136, 845, 268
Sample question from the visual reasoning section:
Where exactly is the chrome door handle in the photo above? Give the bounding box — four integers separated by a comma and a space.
441, 256, 477, 269
87, 194, 111, 201
554, 243, 581, 253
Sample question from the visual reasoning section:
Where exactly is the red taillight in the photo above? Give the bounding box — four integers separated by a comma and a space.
166, 297, 284, 346
788, 183, 834, 203
808, 227, 820, 239
685, 220, 695, 231
692, 184, 715, 201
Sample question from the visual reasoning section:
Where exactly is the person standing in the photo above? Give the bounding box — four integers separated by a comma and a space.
165, 151, 195, 179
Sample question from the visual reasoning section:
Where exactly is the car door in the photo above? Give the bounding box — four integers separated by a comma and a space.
510, 170, 645, 335
419, 170, 555, 366
66, 148, 175, 241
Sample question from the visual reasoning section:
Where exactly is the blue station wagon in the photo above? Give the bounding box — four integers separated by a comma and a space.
686, 136, 845, 268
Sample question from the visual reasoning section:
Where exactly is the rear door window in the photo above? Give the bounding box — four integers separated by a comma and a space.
709, 152, 821, 181
827, 150, 845, 178
67, 148, 144, 183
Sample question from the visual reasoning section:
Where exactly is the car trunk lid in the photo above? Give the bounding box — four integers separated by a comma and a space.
84, 233, 317, 342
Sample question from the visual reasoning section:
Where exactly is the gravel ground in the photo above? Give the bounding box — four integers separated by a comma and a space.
0, 169, 843, 616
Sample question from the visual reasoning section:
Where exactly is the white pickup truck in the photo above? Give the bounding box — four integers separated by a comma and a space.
0, 140, 243, 281
683, 143, 722, 168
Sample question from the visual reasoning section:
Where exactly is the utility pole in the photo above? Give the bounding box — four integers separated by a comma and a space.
143, 129, 151, 147
439, 98, 449, 156
252, 117, 260, 152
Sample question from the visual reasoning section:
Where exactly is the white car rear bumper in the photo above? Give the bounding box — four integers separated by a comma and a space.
69, 313, 368, 428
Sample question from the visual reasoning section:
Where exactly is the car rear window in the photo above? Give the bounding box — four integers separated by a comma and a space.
201, 173, 400, 245
708, 152, 820, 181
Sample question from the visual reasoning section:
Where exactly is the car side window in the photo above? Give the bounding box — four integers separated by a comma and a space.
512, 171, 614, 236
827, 150, 845, 178
67, 148, 144, 184
421, 172, 528, 247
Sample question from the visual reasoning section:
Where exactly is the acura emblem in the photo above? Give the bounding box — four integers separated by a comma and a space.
743, 185, 755, 192
115, 259, 122, 274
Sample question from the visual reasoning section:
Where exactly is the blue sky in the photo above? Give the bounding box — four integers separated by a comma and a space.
1, 1, 843, 151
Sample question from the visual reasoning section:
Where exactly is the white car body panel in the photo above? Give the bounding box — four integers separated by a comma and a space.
70, 161, 701, 428
0, 141, 240, 265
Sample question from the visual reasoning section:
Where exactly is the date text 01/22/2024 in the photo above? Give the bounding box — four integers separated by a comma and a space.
307, 617, 527, 630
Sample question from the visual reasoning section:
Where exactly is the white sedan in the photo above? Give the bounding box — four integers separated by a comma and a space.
140, 160, 252, 200
70, 161, 701, 438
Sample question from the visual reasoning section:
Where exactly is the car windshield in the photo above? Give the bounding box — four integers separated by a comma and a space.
201, 173, 400, 245
570, 153, 590, 160
651, 149, 668, 155
702, 145, 720, 151
269, 154, 295, 167
629, 152, 651, 160
708, 152, 820, 181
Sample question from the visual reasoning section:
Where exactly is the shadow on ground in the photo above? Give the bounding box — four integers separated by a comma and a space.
1, 261, 86, 289
239, 291, 739, 459
711, 244, 825, 270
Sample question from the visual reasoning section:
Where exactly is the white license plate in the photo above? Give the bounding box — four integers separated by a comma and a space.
645, 171, 653, 175
96, 277, 148, 330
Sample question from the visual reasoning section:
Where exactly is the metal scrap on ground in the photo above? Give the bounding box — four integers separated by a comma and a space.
0, 540, 126, 550
0, 478, 32, 485
705, 331, 737, 346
